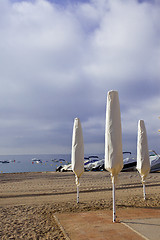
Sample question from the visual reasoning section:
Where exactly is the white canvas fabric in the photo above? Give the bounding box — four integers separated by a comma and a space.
137, 120, 150, 183
105, 90, 123, 180
71, 118, 84, 182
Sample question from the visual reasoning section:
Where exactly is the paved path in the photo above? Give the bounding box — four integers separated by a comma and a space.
55, 208, 160, 240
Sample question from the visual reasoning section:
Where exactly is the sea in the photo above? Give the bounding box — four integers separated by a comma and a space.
0, 153, 104, 174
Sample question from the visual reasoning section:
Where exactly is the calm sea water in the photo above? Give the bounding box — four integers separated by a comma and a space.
0, 154, 71, 174
0, 153, 104, 174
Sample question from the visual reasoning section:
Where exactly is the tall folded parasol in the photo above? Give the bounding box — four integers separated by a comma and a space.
137, 120, 150, 200
71, 118, 84, 203
105, 90, 123, 222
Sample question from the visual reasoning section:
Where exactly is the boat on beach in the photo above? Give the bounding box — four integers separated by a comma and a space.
89, 152, 137, 172
56, 153, 136, 172
122, 152, 137, 171
55, 150, 160, 173
84, 156, 101, 171
122, 150, 160, 172
56, 156, 100, 172
57, 163, 72, 172
149, 150, 160, 172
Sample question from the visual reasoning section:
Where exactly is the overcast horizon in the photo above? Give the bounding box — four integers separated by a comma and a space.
0, 0, 160, 155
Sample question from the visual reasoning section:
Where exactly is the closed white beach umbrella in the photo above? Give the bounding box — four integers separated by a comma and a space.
137, 120, 150, 200
105, 90, 123, 222
71, 118, 84, 203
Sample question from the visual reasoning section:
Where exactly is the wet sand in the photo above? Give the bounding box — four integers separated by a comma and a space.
0, 171, 160, 239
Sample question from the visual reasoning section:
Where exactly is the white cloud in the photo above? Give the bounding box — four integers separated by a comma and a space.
0, 0, 160, 154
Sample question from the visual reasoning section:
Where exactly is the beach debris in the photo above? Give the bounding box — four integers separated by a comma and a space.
137, 120, 150, 200
105, 90, 123, 222
71, 118, 84, 203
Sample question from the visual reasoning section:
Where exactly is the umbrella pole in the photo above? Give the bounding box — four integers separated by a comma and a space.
112, 177, 116, 222
143, 183, 146, 200
77, 185, 79, 203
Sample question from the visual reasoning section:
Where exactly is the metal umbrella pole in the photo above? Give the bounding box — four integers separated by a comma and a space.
77, 185, 79, 203
143, 182, 146, 200
112, 177, 116, 222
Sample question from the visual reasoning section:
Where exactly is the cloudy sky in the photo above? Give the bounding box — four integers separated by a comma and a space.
0, 0, 160, 155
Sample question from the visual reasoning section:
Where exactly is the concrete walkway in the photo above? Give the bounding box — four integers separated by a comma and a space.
55, 208, 160, 240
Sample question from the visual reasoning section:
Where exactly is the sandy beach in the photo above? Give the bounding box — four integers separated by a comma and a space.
0, 171, 160, 239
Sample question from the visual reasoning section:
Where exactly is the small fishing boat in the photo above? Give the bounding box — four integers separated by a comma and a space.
0, 160, 10, 164
32, 158, 42, 164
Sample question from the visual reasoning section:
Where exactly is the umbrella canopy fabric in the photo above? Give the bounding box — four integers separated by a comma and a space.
105, 90, 123, 179
137, 120, 150, 182
71, 118, 84, 181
